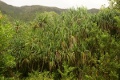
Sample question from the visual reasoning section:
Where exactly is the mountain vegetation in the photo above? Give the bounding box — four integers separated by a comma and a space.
0, 1, 99, 21
0, 0, 120, 80
0, 1, 66, 21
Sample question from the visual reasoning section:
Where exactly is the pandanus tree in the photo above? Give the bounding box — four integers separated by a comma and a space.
94, 8, 116, 33
0, 6, 120, 79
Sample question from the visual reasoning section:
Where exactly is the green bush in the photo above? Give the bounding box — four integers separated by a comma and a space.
0, 7, 120, 80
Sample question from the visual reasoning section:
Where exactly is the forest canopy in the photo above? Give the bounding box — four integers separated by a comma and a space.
0, 0, 120, 80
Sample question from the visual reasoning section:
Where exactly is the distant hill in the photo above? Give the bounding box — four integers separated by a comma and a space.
88, 8, 99, 13
0, 1, 99, 21
0, 1, 66, 21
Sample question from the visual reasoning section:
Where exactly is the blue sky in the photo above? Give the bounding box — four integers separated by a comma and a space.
1, 0, 109, 9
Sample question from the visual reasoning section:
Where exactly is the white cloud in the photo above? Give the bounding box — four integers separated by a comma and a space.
1, 0, 109, 9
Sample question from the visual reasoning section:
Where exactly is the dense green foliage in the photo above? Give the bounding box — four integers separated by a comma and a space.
0, 5, 120, 80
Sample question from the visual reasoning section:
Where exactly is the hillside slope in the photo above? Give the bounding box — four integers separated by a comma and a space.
0, 1, 66, 21
0, 1, 99, 21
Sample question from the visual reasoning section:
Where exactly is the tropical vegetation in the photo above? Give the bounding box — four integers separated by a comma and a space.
0, 0, 120, 80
